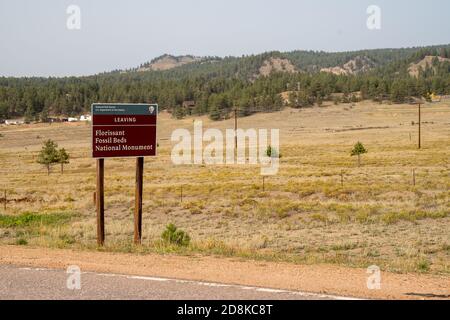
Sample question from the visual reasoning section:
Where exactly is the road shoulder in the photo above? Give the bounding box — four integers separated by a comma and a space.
0, 245, 448, 300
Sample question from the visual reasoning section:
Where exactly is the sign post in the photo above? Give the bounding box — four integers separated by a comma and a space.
96, 158, 105, 246
134, 157, 144, 244
92, 103, 158, 245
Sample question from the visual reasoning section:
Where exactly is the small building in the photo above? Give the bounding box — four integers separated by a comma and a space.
182, 100, 196, 110
5, 119, 24, 125
79, 115, 92, 121
47, 117, 62, 123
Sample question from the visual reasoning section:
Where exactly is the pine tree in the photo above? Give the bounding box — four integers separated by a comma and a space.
58, 148, 70, 174
37, 140, 60, 175
238, 98, 251, 117
173, 106, 185, 119
351, 142, 367, 167
209, 104, 221, 121
24, 105, 35, 123
40, 107, 49, 123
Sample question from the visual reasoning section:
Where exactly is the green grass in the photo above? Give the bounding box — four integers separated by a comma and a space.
381, 210, 449, 225
0, 211, 73, 228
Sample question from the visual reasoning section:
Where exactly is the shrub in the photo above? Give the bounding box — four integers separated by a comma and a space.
15, 238, 28, 245
266, 145, 281, 158
356, 211, 369, 224
417, 258, 431, 272
161, 223, 190, 246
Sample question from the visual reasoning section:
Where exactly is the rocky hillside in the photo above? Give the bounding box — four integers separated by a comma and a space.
137, 54, 202, 72
258, 57, 297, 77
128, 46, 450, 81
320, 56, 376, 75
408, 55, 450, 77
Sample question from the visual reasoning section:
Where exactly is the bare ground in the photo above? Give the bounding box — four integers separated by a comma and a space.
0, 245, 448, 300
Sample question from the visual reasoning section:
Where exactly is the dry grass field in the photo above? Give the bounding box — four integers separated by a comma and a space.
0, 101, 449, 274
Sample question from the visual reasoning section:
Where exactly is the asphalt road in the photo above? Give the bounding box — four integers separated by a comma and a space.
0, 265, 352, 300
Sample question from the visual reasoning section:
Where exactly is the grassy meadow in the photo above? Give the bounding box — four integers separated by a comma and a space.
0, 101, 449, 274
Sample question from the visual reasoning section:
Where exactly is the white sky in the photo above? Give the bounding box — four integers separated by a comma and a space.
1, 0, 449, 77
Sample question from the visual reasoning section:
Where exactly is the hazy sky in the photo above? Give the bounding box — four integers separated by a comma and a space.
1, 0, 449, 77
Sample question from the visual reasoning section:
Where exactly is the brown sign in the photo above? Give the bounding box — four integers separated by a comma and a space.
92, 103, 157, 158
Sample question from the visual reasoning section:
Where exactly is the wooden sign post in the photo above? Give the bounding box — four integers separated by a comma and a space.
96, 159, 105, 246
92, 103, 158, 246
134, 157, 144, 244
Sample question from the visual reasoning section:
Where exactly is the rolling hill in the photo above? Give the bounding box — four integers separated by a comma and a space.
137, 54, 204, 72
1, 44, 450, 121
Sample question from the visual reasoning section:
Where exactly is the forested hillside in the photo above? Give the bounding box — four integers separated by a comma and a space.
1, 45, 450, 122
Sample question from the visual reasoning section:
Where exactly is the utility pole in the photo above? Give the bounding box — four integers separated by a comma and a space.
418, 103, 421, 149
234, 107, 238, 153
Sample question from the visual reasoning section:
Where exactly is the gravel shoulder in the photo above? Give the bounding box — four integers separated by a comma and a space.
0, 245, 449, 300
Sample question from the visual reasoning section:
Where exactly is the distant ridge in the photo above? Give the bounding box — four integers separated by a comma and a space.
137, 54, 203, 72
1, 44, 450, 121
